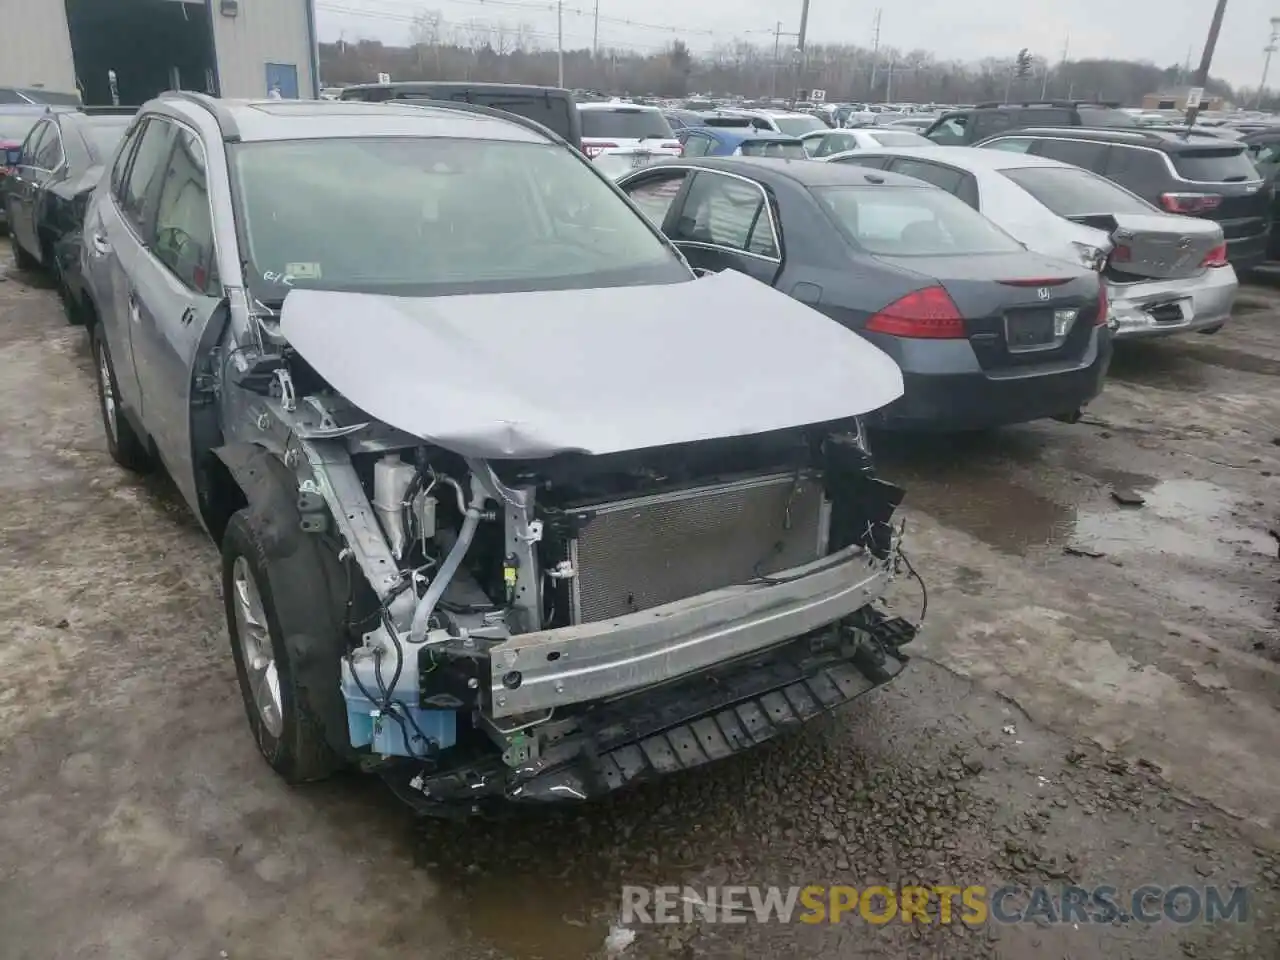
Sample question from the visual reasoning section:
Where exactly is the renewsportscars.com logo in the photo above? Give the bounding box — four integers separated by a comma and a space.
620, 884, 1250, 926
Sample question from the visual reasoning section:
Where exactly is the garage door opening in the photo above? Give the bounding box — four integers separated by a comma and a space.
65, 0, 217, 106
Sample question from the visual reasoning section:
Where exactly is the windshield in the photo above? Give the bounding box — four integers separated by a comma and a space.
580, 108, 672, 139
81, 119, 130, 163
739, 139, 807, 159
773, 114, 828, 136
1171, 148, 1259, 182
230, 137, 687, 301
0, 114, 38, 143
813, 185, 1023, 256
867, 130, 930, 147
1000, 166, 1154, 217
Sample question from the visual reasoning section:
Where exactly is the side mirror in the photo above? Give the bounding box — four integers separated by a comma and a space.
3, 147, 21, 167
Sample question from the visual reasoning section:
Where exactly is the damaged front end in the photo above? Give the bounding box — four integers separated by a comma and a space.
216, 274, 917, 814
227, 384, 916, 815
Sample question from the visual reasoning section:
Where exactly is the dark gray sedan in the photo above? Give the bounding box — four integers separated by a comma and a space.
616, 156, 1113, 431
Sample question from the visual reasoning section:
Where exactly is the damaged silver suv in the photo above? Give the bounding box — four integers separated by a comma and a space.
80, 93, 919, 813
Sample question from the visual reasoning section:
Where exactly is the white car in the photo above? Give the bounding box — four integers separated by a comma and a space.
824, 146, 1237, 339
578, 101, 682, 179
800, 128, 930, 158
714, 108, 830, 138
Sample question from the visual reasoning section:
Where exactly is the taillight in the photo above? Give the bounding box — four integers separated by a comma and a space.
1111, 244, 1132, 263
1160, 192, 1222, 214
1094, 284, 1109, 326
865, 286, 966, 339
583, 141, 618, 158
1201, 242, 1228, 267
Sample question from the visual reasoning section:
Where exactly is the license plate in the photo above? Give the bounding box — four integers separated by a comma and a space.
1005, 310, 1056, 352
631, 153, 653, 168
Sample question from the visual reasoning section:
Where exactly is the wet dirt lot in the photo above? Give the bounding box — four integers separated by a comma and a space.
2, 248, 1280, 960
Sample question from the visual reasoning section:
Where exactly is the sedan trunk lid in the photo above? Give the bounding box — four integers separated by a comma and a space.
872, 251, 1101, 370
1067, 212, 1222, 281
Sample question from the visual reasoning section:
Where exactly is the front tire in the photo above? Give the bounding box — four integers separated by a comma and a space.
221, 508, 346, 783
90, 324, 153, 472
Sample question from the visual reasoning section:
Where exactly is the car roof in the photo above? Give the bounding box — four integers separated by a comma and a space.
827, 145, 1074, 172
153, 95, 548, 144
980, 126, 1245, 152
658, 155, 937, 187
342, 81, 569, 96
703, 128, 802, 143
578, 101, 661, 112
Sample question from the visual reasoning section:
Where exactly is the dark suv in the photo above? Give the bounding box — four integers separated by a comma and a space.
339, 81, 581, 150
974, 127, 1271, 271
923, 100, 1137, 146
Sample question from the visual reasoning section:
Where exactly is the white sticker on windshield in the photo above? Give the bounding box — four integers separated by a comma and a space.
263, 270, 294, 286
287, 262, 322, 280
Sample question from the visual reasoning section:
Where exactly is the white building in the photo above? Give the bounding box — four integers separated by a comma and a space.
3, 0, 319, 104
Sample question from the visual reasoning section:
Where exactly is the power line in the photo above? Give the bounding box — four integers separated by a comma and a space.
322, 0, 773, 41
317, 1, 670, 51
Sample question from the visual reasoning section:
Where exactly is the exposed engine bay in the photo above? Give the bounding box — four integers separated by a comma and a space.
214, 276, 918, 813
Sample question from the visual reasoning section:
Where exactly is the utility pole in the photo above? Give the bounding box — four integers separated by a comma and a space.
1185, 0, 1229, 127
1255, 17, 1280, 108
557, 0, 564, 87
772, 22, 782, 99
592, 0, 599, 57
868, 8, 882, 98
792, 0, 811, 107
1048, 33, 1068, 98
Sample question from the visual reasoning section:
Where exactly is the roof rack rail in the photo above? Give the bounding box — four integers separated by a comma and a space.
1013, 126, 1166, 142
369, 96, 566, 145
77, 105, 143, 116
973, 99, 1121, 109
157, 90, 241, 142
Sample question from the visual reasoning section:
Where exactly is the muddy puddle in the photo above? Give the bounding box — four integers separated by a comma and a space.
898, 470, 1275, 565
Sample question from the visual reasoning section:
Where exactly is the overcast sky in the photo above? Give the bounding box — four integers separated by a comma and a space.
316, 0, 1280, 89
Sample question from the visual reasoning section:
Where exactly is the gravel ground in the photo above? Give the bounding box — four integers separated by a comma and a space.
1, 248, 1279, 960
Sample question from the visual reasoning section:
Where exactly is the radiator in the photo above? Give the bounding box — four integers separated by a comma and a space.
568, 471, 828, 624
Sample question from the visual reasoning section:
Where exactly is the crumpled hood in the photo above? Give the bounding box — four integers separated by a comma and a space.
279, 269, 904, 459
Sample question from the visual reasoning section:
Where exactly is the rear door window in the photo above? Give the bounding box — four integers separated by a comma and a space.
1171, 148, 1260, 182
680, 132, 714, 157
673, 172, 778, 258
927, 115, 967, 144
624, 170, 688, 226
1031, 138, 1110, 171
581, 108, 672, 140
970, 111, 1016, 140
888, 158, 964, 194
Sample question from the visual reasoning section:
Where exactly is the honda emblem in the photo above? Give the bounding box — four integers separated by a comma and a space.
1036, 287, 1051, 301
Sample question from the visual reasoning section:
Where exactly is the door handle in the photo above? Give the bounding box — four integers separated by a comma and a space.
90, 232, 110, 257
180, 305, 196, 327
127, 291, 142, 325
